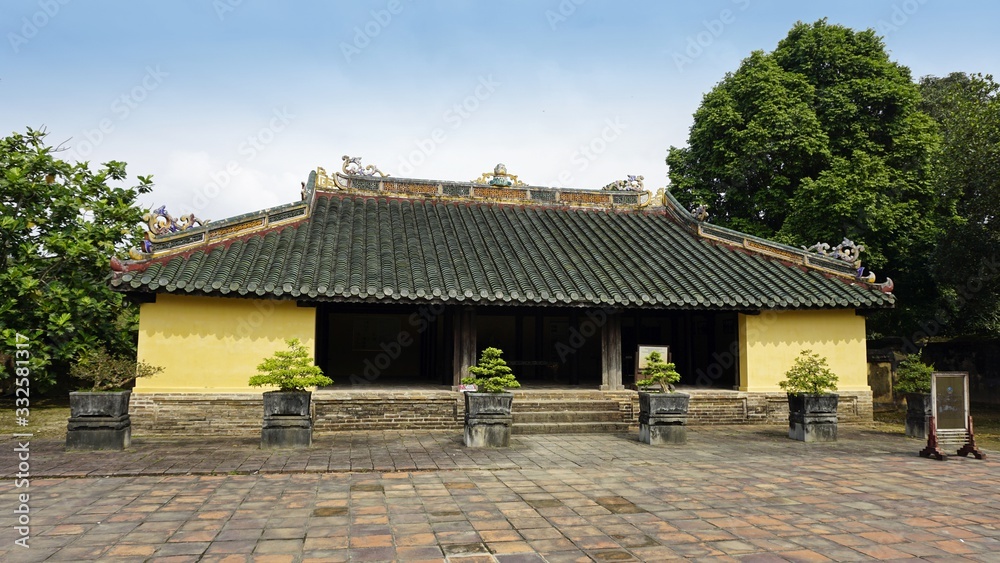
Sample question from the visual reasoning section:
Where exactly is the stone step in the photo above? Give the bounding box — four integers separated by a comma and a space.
512, 400, 621, 412
513, 410, 624, 424
510, 391, 609, 401
513, 421, 632, 434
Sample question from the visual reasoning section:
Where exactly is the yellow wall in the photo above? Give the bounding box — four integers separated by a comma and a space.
738, 309, 869, 392
135, 294, 316, 393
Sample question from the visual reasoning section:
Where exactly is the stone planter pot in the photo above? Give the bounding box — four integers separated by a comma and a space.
261, 390, 312, 448
638, 392, 690, 445
904, 392, 932, 439
787, 393, 838, 442
66, 391, 132, 450
464, 392, 513, 447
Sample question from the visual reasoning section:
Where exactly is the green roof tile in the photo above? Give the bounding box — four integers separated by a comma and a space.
111, 192, 895, 310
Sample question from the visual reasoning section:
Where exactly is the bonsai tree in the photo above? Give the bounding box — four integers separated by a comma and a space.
249, 338, 332, 391
779, 350, 838, 395
636, 351, 681, 392
894, 354, 933, 394
70, 347, 164, 392
462, 347, 520, 393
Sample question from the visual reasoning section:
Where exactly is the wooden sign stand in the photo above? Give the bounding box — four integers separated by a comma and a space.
920, 415, 985, 460
918, 372, 985, 461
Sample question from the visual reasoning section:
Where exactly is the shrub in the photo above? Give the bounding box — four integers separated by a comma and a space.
462, 347, 520, 393
636, 351, 681, 392
894, 354, 933, 394
70, 347, 163, 392
779, 350, 838, 395
248, 338, 332, 392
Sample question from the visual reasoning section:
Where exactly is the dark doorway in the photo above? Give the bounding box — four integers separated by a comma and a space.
476, 309, 602, 386
315, 303, 450, 386
621, 311, 738, 389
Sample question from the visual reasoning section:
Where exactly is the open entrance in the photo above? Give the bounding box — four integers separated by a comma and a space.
477, 309, 602, 387
316, 303, 451, 387
621, 311, 739, 389
315, 304, 738, 390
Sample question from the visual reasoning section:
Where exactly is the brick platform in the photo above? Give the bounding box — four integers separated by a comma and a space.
129, 388, 873, 435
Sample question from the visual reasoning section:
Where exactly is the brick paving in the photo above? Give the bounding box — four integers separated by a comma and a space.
1, 425, 998, 562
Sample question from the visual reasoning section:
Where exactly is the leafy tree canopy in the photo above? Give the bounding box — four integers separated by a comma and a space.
667, 20, 952, 333
1, 127, 153, 391
920, 73, 1000, 336
463, 347, 520, 393
249, 338, 332, 392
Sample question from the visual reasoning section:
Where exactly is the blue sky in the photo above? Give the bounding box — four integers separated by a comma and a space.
3, 0, 998, 220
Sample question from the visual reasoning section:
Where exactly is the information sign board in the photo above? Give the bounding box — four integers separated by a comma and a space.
636, 345, 670, 379
931, 372, 969, 432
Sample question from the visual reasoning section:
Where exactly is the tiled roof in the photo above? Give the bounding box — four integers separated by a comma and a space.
110, 171, 894, 310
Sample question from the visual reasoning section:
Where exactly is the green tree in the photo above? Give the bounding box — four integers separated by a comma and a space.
919, 73, 1000, 336
779, 350, 839, 395
248, 338, 332, 391
0, 127, 153, 391
667, 20, 952, 333
636, 350, 681, 393
462, 347, 520, 393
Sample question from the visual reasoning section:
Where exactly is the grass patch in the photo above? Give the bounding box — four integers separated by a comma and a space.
874, 401, 1000, 451
0, 396, 70, 439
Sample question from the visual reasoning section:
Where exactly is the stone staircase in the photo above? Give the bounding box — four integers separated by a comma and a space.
510, 390, 631, 434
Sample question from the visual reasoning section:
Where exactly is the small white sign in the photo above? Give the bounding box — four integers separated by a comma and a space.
459, 384, 477, 393
636, 345, 671, 377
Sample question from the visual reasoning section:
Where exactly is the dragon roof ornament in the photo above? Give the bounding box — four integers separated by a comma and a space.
803, 238, 864, 265
602, 175, 644, 192
342, 155, 387, 178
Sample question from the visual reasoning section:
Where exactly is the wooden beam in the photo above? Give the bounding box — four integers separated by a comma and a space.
601, 312, 622, 390
452, 307, 477, 388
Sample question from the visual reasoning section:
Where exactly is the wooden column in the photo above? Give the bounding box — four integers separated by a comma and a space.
601, 312, 622, 390
452, 307, 477, 389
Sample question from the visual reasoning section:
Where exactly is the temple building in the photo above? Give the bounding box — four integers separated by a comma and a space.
110, 157, 894, 434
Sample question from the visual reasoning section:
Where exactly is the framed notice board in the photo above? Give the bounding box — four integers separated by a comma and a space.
636, 345, 670, 379
920, 371, 985, 460
931, 371, 969, 432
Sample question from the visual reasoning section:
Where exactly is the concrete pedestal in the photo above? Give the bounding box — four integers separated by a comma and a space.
464, 416, 513, 447
787, 394, 838, 442
261, 416, 312, 448
789, 413, 838, 442
66, 415, 132, 450
639, 416, 687, 445
463, 392, 513, 447
905, 393, 932, 439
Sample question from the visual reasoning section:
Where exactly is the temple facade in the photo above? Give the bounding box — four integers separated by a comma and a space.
110, 158, 893, 434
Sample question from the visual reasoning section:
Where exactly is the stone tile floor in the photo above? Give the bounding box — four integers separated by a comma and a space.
0, 425, 997, 562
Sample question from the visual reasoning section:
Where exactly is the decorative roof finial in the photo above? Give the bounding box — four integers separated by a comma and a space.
691, 204, 709, 222
473, 163, 525, 187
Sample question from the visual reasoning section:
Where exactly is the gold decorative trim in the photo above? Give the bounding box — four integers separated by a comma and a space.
474, 186, 528, 200
208, 218, 266, 241
560, 191, 611, 205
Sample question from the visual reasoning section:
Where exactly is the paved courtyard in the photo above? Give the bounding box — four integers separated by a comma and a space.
1, 425, 998, 562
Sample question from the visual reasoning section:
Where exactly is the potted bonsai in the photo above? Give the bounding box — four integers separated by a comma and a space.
67, 347, 163, 450
461, 347, 520, 447
779, 350, 839, 442
636, 351, 689, 445
894, 354, 933, 439
249, 338, 332, 448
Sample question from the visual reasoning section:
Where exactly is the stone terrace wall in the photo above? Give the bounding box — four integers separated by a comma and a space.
313, 391, 462, 432
130, 393, 263, 437
129, 389, 873, 436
